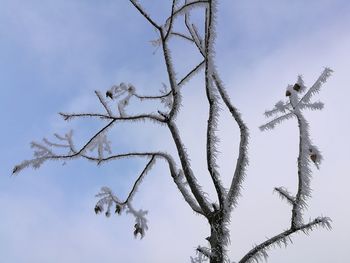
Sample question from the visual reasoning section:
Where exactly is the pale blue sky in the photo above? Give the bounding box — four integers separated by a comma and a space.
1, 1, 350, 262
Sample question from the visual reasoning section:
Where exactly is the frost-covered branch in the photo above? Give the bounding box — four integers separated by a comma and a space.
274, 187, 295, 205
178, 60, 205, 87
259, 112, 295, 131
168, 121, 212, 215
171, 32, 194, 42
203, 0, 226, 208
185, 7, 205, 57
95, 90, 113, 117
248, 69, 333, 261
298, 67, 333, 104
95, 186, 150, 239
92, 151, 203, 215
15, 2, 333, 262
165, 0, 209, 29
238, 217, 332, 263
212, 74, 249, 211
129, 0, 161, 30
94, 156, 155, 238
263, 100, 291, 117
164, 0, 178, 40
127, 0, 212, 217
59, 112, 165, 123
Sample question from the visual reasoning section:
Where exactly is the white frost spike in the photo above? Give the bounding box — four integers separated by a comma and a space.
88, 133, 112, 161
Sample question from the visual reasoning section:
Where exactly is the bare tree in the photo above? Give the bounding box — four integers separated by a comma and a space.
14, 1, 332, 262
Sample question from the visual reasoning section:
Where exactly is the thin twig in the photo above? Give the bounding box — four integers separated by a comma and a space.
59, 112, 165, 123
164, 0, 177, 40
134, 92, 171, 100
171, 32, 194, 42
122, 155, 156, 204
95, 90, 113, 116
129, 0, 161, 30
178, 60, 205, 87
165, 0, 209, 26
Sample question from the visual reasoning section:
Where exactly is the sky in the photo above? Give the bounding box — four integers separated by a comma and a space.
0, 0, 350, 262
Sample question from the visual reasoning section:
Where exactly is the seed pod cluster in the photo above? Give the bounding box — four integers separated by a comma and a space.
94, 205, 102, 214
134, 223, 144, 238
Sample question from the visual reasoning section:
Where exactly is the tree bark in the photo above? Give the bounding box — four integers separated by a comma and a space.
208, 211, 226, 263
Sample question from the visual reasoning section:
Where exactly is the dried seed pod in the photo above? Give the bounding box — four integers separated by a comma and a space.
286, 90, 291, 96
133, 224, 143, 238
310, 153, 317, 163
94, 205, 102, 214
115, 204, 122, 214
293, 83, 301, 91
106, 90, 113, 99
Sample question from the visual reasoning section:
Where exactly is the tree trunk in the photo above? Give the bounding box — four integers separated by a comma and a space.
208, 211, 226, 263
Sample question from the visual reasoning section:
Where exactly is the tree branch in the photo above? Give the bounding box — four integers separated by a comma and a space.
84, 151, 204, 215
95, 90, 113, 116
168, 121, 212, 215
129, 0, 161, 30
212, 74, 249, 211
238, 217, 331, 263
185, 8, 206, 57
133, 92, 172, 100
123, 156, 156, 204
165, 0, 209, 27
59, 112, 166, 123
171, 32, 194, 42
178, 60, 205, 87
203, 1, 226, 208
164, 0, 177, 40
